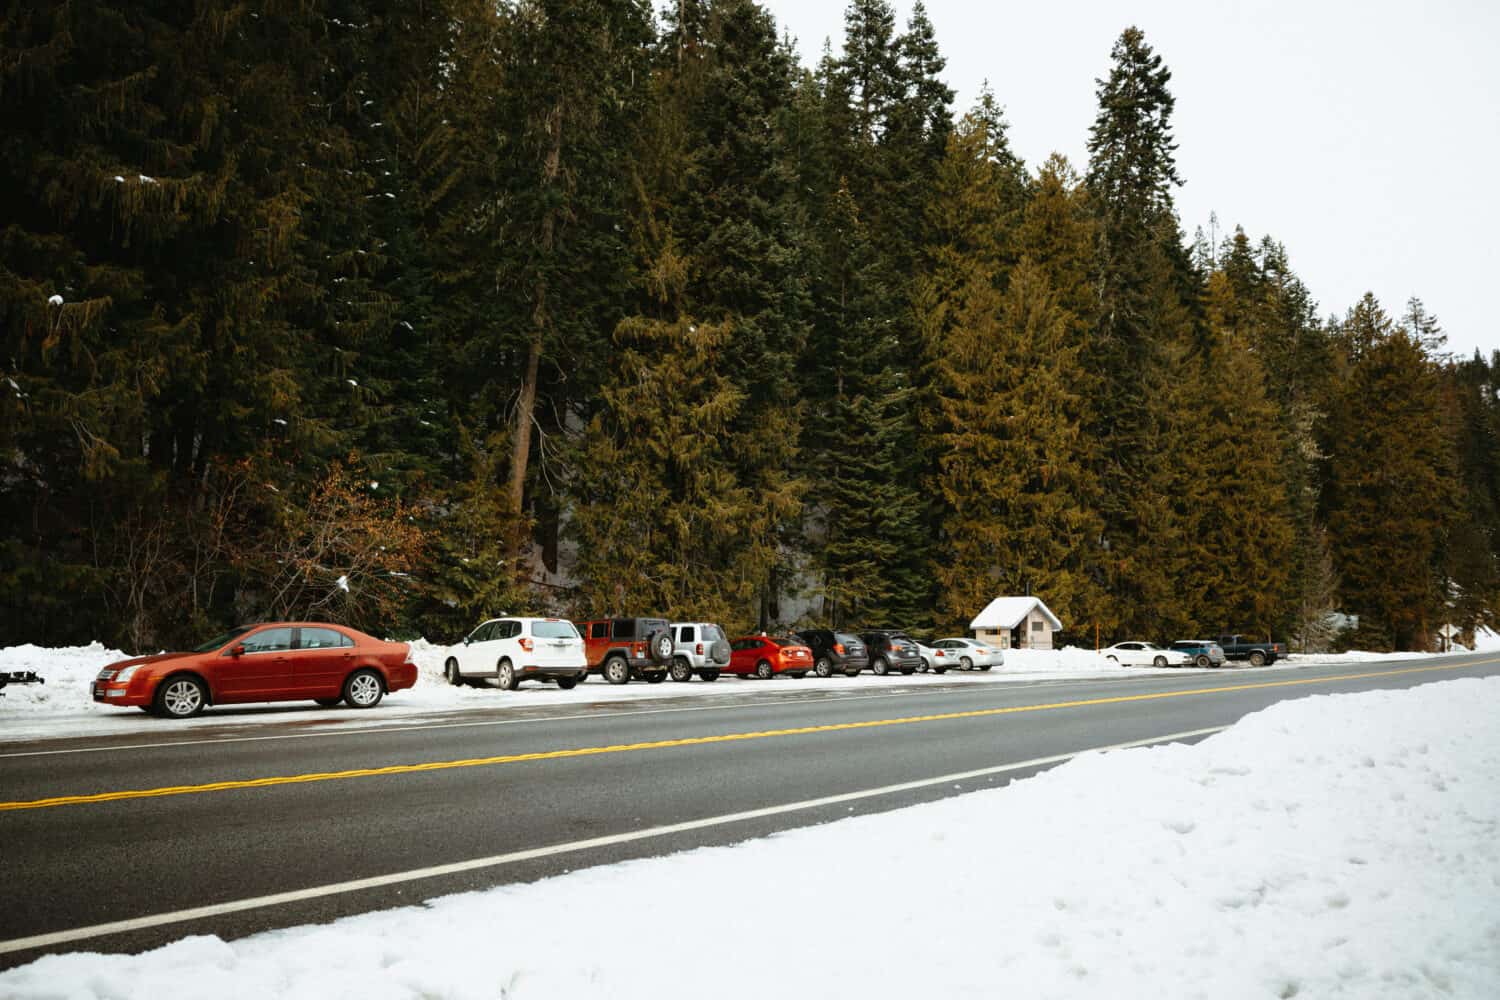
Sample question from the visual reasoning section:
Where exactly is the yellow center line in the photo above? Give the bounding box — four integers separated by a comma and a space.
1, 659, 1490, 813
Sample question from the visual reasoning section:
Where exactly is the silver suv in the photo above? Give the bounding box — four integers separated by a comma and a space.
668, 622, 732, 682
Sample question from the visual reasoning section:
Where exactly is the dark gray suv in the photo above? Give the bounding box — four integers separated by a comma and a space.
793, 629, 869, 677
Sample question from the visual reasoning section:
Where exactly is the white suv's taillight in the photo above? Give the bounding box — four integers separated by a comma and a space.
519, 637, 534, 652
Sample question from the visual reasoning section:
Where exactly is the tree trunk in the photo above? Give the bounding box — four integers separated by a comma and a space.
507, 98, 565, 565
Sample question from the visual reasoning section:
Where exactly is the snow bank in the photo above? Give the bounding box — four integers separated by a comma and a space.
3, 677, 1496, 999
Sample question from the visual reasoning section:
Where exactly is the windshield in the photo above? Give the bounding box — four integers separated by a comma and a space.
191, 627, 255, 653
531, 621, 578, 639
771, 637, 802, 647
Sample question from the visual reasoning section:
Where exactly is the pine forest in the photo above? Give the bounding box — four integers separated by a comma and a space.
3, 1, 1496, 654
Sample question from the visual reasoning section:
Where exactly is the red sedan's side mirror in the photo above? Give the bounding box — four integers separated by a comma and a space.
231, 644, 247, 657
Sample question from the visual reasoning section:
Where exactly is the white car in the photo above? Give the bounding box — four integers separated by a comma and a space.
444, 617, 588, 690
1102, 641, 1192, 668
931, 638, 1004, 670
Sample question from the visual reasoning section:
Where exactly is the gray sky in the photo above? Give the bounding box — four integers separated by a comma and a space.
758, 0, 1500, 359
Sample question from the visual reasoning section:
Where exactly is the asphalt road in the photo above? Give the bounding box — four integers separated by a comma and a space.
2, 650, 1496, 968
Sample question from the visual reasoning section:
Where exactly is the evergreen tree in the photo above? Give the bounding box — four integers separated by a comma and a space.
1165, 271, 1296, 637
1323, 295, 1459, 649
1084, 26, 1200, 637
568, 0, 807, 627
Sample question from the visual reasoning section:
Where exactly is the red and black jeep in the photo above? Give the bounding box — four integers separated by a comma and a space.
573, 617, 675, 684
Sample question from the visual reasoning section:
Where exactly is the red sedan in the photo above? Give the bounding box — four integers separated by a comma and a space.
91, 623, 419, 719
727, 636, 814, 679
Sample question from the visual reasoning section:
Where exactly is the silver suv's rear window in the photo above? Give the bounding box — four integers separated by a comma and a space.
702, 625, 725, 641
532, 621, 579, 639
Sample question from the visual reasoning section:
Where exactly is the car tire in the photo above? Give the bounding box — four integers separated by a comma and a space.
314, 697, 342, 707
1196, 654, 1211, 668
977, 664, 992, 671
644, 672, 666, 684
1249, 650, 1267, 667
933, 664, 947, 674
1153, 655, 1167, 668
814, 657, 834, 678
556, 676, 577, 690
444, 658, 463, 686
647, 629, 674, 665
960, 656, 973, 670
603, 656, 630, 685
755, 660, 774, 680
872, 657, 890, 676
699, 670, 720, 682
343, 669, 384, 709
845, 666, 861, 677
497, 659, 519, 691
899, 665, 915, 675
669, 658, 694, 683
154, 675, 207, 719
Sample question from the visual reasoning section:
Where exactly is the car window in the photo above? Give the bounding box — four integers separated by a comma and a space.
835, 632, 860, 645
298, 627, 348, 650
590, 622, 608, 639
494, 620, 519, 640
678, 626, 695, 643
702, 625, 725, 641
241, 627, 294, 653
532, 620, 577, 639
469, 622, 493, 643
771, 637, 798, 647
611, 619, 634, 640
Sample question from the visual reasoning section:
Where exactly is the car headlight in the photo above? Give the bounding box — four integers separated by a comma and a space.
113, 665, 140, 683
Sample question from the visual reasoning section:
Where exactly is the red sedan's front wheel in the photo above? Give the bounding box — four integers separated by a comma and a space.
153, 676, 207, 719
755, 660, 774, 680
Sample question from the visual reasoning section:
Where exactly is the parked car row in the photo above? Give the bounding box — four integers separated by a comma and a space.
441, 617, 1009, 689
85, 615, 1280, 721
1104, 638, 1272, 668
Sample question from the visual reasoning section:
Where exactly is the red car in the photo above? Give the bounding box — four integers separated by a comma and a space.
727, 636, 814, 679
91, 623, 419, 719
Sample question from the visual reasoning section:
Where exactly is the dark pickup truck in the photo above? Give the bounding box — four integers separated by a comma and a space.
1216, 635, 1286, 666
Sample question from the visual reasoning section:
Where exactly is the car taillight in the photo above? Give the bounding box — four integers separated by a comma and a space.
833, 643, 845, 654
696, 643, 703, 655
519, 637, 533, 652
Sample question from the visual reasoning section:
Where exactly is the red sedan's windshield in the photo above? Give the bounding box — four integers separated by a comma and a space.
190, 627, 255, 654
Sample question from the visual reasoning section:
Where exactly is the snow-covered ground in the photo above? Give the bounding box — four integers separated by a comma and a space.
3, 676, 1495, 998
1, 633, 1488, 743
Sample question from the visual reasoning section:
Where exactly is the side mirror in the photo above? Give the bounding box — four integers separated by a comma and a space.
463, 636, 471, 646
231, 644, 246, 657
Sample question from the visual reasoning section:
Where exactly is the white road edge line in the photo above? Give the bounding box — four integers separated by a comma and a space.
0, 689, 936, 759
0, 725, 1226, 957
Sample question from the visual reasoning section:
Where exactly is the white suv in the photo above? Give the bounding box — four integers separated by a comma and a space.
445, 617, 588, 690
668, 622, 732, 682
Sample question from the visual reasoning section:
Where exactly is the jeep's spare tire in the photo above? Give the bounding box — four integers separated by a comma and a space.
648, 629, 674, 664
710, 639, 731, 664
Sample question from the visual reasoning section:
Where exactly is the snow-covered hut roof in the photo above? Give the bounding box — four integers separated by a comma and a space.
969, 596, 1062, 631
